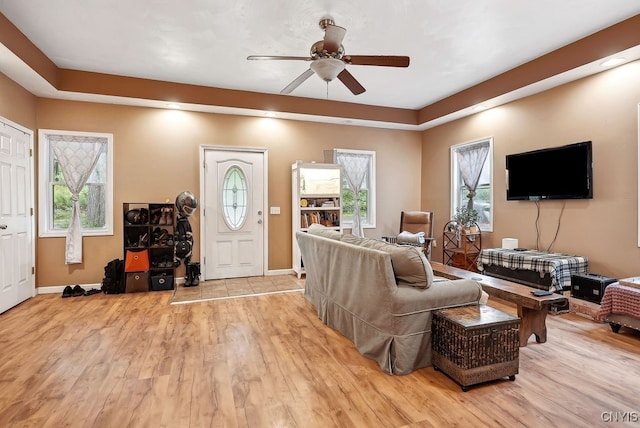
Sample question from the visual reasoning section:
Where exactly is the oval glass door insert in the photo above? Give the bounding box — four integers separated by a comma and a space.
222, 166, 248, 230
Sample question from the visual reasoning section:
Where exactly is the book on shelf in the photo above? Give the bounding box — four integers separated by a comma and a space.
298, 198, 340, 231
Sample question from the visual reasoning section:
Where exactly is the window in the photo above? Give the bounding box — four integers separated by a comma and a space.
332, 149, 376, 229
451, 138, 493, 231
38, 130, 113, 237
221, 165, 248, 230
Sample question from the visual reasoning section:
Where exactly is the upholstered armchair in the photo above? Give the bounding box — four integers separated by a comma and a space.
382, 211, 435, 259
398, 211, 435, 260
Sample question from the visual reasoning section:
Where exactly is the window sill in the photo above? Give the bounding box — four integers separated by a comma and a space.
341, 222, 376, 229
39, 229, 114, 238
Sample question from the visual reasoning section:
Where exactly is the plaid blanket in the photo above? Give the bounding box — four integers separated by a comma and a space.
477, 248, 589, 292
596, 283, 640, 321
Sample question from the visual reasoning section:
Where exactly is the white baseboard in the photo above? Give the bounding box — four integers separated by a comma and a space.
36, 270, 294, 295
37, 282, 102, 295
267, 269, 295, 276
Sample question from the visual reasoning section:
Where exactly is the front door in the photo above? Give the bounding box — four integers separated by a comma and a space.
0, 117, 35, 314
202, 147, 266, 279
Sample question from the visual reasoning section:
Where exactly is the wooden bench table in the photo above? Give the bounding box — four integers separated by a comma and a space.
431, 262, 568, 347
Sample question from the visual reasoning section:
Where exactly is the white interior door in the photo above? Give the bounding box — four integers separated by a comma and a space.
0, 118, 35, 314
202, 148, 266, 279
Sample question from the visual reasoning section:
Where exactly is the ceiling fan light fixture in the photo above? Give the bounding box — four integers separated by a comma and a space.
310, 58, 345, 82
248, 17, 409, 96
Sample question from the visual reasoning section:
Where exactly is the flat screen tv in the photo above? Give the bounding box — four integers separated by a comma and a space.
506, 141, 593, 200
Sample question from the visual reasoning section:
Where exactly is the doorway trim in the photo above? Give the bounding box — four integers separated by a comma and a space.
199, 145, 269, 277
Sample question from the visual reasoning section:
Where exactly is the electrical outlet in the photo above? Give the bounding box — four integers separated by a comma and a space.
432, 239, 437, 247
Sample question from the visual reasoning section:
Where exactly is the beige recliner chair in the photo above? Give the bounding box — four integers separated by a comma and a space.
398, 211, 435, 260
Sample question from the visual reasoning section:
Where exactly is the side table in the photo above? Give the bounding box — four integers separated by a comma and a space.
432, 304, 520, 391
442, 221, 482, 272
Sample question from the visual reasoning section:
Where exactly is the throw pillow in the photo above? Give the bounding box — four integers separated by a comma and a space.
397, 231, 426, 245
341, 235, 434, 288
307, 223, 342, 240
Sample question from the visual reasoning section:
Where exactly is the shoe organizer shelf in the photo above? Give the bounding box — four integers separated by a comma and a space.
123, 202, 176, 291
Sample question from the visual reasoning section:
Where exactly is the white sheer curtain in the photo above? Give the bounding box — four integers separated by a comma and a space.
456, 142, 489, 210
50, 136, 106, 264
337, 152, 369, 237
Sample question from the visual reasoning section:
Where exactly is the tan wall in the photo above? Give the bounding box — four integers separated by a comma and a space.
423, 60, 640, 278
0, 72, 36, 129
33, 98, 422, 287
4, 56, 640, 285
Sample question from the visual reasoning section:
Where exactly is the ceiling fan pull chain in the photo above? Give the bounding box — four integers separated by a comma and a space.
326, 82, 329, 99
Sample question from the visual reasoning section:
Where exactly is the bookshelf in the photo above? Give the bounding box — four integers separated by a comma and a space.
292, 161, 342, 278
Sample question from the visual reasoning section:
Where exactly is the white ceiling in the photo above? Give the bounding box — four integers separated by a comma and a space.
1, 1, 640, 125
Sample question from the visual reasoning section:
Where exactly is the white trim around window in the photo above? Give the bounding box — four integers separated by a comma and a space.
332, 148, 377, 229
450, 137, 494, 232
38, 129, 114, 238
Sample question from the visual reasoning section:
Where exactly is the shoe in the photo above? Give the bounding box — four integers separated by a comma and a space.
162, 207, 173, 226
72, 285, 85, 297
62, 285, 73, 298
160, 207, 172, 225
84, 288, 101, 296
184, 262, 200, 287
190, 262, 200, 287
184, 263, 193, 287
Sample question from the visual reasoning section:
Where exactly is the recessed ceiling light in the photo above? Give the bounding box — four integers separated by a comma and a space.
600, 57, 626, 67
473, 104, 487, 112
264, 112, 277, 118
167, 103, 181, 109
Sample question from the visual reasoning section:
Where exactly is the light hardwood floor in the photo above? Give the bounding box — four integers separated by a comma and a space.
0, 280, 639, 427
171, 275, 304, 304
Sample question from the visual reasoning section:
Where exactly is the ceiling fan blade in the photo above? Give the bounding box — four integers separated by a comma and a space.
247, 55, 313, 61
337, 69, 365, 95
281, 68, 315, 94
323, 24, 346, 54
343, 55, 410, 67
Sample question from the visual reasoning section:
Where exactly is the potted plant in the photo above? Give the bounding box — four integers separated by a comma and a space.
453, 206, 480, 233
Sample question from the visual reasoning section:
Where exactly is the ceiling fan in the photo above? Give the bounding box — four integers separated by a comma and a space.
247, 16, 410, 96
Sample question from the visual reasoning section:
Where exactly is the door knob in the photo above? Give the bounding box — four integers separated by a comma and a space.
258, 210, 263, 215
0, 224, 7, 230
257, 219, 263, 224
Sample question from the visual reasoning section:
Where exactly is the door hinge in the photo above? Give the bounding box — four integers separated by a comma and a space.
32, 266, 35, 275
30, 148, 33, 157
30, 208, 33, 216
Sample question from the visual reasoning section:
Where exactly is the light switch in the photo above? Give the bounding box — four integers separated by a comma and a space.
270, 206, 280, 214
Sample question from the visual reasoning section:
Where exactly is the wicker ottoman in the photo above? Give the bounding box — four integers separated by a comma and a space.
432, 305, 520, 391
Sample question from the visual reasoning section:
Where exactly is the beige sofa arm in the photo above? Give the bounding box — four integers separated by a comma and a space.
391, 278, 483, 316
